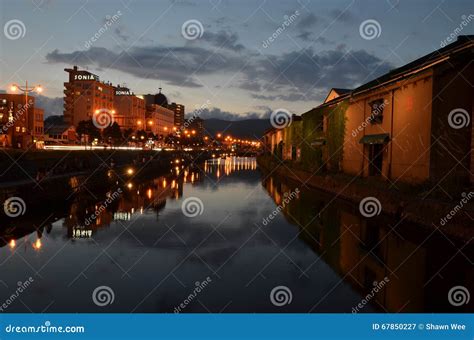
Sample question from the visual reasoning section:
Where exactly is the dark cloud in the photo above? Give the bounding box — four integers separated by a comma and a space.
242, 47, 393, 101
200, 30, 245, 51
296, 13, 319, 29
46, 39, 392, 104
35, 95, 63, 117
45, 45, 244, 88
329, 8, 357, 23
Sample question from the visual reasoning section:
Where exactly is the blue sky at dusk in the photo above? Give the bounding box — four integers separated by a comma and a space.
1, 0, 473, 119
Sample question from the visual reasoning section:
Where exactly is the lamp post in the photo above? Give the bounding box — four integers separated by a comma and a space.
10, 81, 43, 148
11, 81, 43, 108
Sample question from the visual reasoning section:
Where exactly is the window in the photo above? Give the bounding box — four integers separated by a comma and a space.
370, 99, 385, 124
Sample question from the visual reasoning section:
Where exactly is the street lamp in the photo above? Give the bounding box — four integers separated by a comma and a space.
10, 81, 43, 108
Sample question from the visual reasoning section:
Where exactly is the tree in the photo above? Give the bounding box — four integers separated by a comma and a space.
76, 120, 100, 145
103, 122, 123, 145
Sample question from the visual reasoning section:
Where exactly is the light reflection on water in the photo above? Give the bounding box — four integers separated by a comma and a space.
0, 157, 471, 313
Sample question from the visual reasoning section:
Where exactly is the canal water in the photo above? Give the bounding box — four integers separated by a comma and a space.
0, 157, 472, 313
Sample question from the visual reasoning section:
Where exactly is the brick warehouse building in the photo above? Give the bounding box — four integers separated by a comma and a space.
265, 35, 474, 187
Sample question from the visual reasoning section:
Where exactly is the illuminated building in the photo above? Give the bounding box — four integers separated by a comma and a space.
63, 66, 115, 126
113, 85, 146, 131
0, 94, 37, 148
168, 102, 185, 131
145, 104, 174, 138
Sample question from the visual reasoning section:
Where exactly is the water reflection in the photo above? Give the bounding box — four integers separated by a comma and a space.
262, 175, 473, 313
0, 156, 471, 313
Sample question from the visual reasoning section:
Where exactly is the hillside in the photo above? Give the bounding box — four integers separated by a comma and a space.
203, 118, 271, 139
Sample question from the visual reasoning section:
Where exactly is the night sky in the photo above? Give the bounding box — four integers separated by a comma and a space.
1, 0, 473, 119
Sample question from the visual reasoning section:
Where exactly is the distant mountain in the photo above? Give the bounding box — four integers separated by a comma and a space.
203, 118, 271, 139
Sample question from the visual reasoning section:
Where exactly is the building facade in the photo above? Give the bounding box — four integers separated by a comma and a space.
168, 102, 185, 131
64, 66, 115, 126
263, 35, 474, 187
0, 94, 37, 148
145, 104, 174, 138
113, 86, 146, 132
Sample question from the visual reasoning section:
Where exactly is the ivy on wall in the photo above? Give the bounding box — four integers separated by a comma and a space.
298, 100, 348, 173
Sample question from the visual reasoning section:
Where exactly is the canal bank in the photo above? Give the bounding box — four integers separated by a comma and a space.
257, 155, 474, 241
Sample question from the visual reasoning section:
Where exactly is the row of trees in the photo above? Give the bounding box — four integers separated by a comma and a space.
76, 119, 164, 145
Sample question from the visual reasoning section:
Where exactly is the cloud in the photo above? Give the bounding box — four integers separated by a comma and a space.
296, 13, 319, 29
241, 47, 393, 101
34, 95, 63, 117
329, 8, 356, 23
200, 30, 245, 51
45, 45, 244, 88
45, 40, 392, 104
